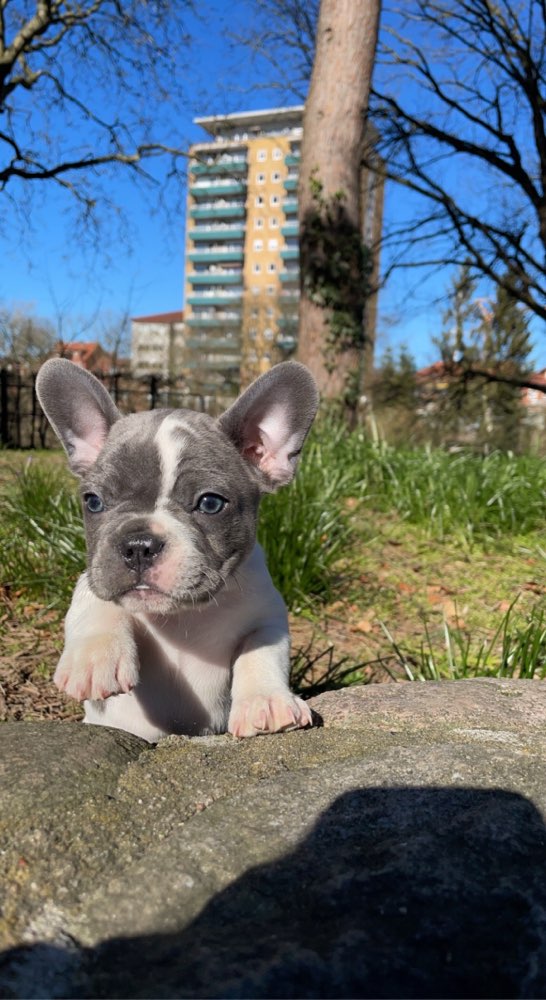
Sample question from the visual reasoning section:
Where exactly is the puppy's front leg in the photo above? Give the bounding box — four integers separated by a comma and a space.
229, 624, 312, 738
55, 573, 139, 702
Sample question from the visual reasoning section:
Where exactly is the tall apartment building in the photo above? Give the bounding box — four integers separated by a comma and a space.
183, 105, 384, 395
184, 106, 303, 393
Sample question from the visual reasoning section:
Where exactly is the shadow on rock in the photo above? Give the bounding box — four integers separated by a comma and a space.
3, 786, 546, 998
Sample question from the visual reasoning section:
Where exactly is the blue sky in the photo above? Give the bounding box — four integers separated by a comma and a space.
0, 1, 541, 368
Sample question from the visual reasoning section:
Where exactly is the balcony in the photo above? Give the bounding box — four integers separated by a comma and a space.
189, 226, 246, 241
190, 181, 246, 198
283, 198, 298, 215
278, 313, 299, 327
284, 154, 300, 167
191, 159, 247, 176
185, 337, 240, 351
185, 356, 241, 372
186, 314, 241, 327
187, 292, 243, 306
190, 204, 246, 220
280, 269, 300, 284
281, 221, 299, 237
188, 249, 244, 264
277, 333, 298, 353
283, 177, 298, 192
280, 247, 299, 261
188, 272, 243, 286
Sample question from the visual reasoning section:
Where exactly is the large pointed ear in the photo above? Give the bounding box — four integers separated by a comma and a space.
218, 362, 319, 490
36, 358, 121, 475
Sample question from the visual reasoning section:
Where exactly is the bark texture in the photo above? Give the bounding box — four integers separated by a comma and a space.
297, 0, 380, 403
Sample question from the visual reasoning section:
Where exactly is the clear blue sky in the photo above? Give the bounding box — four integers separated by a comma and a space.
0, 1, 541, 369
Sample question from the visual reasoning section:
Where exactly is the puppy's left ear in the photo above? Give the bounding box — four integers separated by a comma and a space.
218, 362, 319, 490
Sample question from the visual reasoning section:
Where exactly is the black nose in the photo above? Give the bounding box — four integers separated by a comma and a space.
120, 532, 165, 573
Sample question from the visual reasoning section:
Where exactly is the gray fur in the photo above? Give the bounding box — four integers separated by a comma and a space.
35, 358, 318, 740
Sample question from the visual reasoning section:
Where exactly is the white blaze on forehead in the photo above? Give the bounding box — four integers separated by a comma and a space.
154, 414, 195, 504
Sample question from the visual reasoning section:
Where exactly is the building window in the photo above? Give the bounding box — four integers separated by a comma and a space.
255, 195, 264, 206
253, 239, 263, 251
270, 194, 280, 206
267, 262, 276, 273
264, 328, 274, 340
268, 238, 278, 250
254, 218, 264, 229
271, 171, 281, 183
272, 147, 282, 160
257, 173, 266, 184
267, 285, 275, 295
257, 149, 267, 162
269, 217, 279, 228
253, 263, 261, 274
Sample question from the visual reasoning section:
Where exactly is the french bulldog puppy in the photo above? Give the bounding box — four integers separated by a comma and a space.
36, 359, 318, 742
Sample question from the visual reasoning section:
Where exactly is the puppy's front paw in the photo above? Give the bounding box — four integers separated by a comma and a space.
229, 691, 313, 739
54, 634, 139, 702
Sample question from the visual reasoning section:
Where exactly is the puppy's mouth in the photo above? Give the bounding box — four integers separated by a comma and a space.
114, 576, 222, 613
117, 582, 174, 610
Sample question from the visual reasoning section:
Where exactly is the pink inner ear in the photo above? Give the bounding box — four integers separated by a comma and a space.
66, 422, 108, 472
242, 404, 299, 484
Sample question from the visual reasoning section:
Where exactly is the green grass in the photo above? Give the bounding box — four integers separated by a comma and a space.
3, 423, 546, 686
0, 459, 85, 608
258, 426, 355, 607
338, 430, 546, 543
380, 600, 546, 681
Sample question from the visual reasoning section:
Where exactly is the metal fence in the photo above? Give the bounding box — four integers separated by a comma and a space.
0, 369, 232, 449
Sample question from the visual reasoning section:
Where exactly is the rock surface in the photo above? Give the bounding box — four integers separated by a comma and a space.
1, 678, 546, 998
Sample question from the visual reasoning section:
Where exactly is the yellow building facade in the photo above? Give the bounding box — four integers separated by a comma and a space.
184, 107, 303, 395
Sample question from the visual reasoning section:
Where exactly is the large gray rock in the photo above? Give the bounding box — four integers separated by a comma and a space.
1, 678, 546, 997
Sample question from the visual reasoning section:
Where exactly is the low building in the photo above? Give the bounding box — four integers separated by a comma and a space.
131, 311, 185, 377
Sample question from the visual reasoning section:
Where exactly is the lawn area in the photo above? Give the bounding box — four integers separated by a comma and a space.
2, 425, 546, 722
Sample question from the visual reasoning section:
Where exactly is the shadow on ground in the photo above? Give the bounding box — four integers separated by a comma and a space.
2, 785, 546, 998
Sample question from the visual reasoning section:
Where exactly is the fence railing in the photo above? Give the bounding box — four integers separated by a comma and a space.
0, 369, 231, 449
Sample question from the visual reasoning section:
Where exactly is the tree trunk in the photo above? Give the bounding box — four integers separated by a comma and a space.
297, 0, 380, 408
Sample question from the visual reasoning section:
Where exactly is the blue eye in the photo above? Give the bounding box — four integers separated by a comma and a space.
196, 493, 227, 515
84, 493, 105, 513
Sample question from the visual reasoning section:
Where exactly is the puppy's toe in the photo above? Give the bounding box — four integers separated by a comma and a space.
229, 692, 313, 738
54, 635, 139, 702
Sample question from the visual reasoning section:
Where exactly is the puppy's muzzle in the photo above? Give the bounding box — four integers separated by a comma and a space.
120, 532, 166, 574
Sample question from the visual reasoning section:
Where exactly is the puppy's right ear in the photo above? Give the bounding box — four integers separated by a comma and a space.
36, 359, 121, 475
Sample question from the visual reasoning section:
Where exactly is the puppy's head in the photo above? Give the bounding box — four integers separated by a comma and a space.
36, 360, 318, 614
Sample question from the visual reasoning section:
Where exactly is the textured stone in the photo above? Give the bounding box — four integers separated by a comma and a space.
1, 679, 546, 998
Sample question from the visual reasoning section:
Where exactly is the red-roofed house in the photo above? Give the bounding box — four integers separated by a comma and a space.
59, 341, 115, 373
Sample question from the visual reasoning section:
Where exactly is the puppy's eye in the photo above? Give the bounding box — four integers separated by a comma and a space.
196, 493, 227, 515
84, 493, 105, 513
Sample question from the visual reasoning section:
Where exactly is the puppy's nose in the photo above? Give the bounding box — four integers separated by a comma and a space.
121, 532, 165, 573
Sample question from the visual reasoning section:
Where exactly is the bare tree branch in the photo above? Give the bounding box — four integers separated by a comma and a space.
368, 0, 546, 323
0, 0, 194, 235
